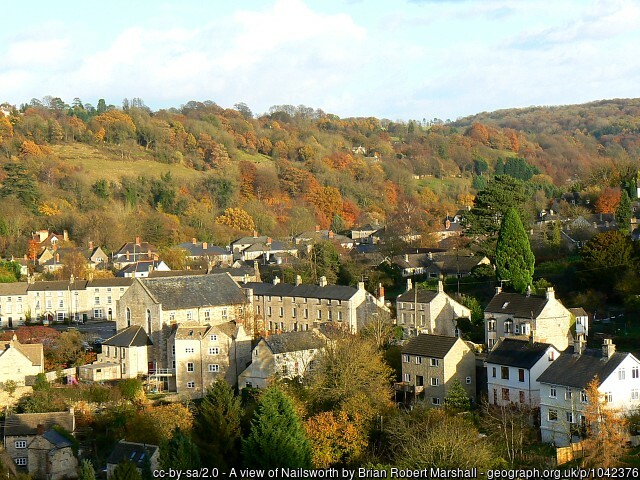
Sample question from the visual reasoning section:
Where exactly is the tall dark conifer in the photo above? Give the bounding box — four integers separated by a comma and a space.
495, 207, 535, 293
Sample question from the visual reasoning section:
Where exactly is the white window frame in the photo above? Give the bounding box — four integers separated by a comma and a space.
14, 440, 27, 449
15, 458, 27, 466
430, 377, 439, 386
208, 364, 219, 372
186, 381, 195, 388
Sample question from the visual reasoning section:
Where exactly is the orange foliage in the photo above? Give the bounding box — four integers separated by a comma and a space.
306, 186, 343, 227
595, 187, 621, 214
340, 199, 360, 228
0, 116, 13, 141
323, 152, 354, 170
383, 181, 399, 209
304, 411, 367, 468
20, 140, 51, 157
468, 122, 489, 144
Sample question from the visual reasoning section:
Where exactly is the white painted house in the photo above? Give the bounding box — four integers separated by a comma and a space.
485, 337, 559, 407
537, 337, 640, 446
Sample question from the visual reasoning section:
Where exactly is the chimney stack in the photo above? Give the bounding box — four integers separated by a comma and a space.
545, 287, 555, 301
273, 276, 280, 285
406, 278, 413, 291
89, 241, 94, 250
602, 338, 616, 359
378, 283, 385, 303
437, 280, 444, 293
404, 254, 409, 262
427, 252, 433, 260
319, 276, 327, 287
202, 242, 208, 250
357, 281, 365, 291
266, 237, 272, 246
56, 253, 60, 263
135, 236, 141, 245
328, 231, 334, 239
526, 285, 531, 297
574, 334, 586, 356
192, 237, 197, 245
495, 286, 502, 295
253, 230, 258, 238
36, 424, 45, 436
63, 229, 69, 241
295, 275, 302, 286
315, 225, 320, 232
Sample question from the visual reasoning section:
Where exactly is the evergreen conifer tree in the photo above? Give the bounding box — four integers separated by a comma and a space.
194, 379, 242, 471
444, 379, 471, 412
112, 460, 142, 480
495, 208, 535, 293
78, 459, 96, 480
160, 428, 200, 470
615, 189, 632, 234
242, 386, 312, 469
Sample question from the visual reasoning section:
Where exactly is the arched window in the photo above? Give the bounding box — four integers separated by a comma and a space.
146, 309, 152, 333
126, 308, 131, 327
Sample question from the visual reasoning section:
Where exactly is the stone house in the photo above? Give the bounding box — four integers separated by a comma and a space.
392, 251, 490, 278
40, 243, 109, 273
398, 334, 476, 407
0, 334, 44, 385
293, 227, 355, 251
177, 239, 233, 266
231, 233, 298, 262
116, 273, 251, 376
238, 330, 325, 389
350, 224, 384, 245
244, 276, 388, 334
112, 237, 158, 270
106, 440, 159, 479
485, 337, 560, 407
3, 409, 75, 477
27, 280, 89, 324
395, 280, 470, 337
167, 321, 252, 396
568, 307, 589, 337
538, 337, 640, 446
86, 278, 133, 321
484, 287, 572, 351
27, 429, 78, 480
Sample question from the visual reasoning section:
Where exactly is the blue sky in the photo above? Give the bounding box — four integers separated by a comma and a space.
2, 0, 639, 120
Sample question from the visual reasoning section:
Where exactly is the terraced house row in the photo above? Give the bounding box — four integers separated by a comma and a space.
0, 278, 133, 327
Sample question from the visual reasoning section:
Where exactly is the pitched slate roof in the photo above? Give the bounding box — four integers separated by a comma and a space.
141, 273, 246, 310
537, 347, 630, 389
103, 326, 152, 347
177, 242, 229, 257
569, 307, 588, 318
115, 242, 157, 256
244, 281, 359, 301
485, 292, 548, 318
107, 440, 159, 467
27, 280, 88, 292
88, 278, 134, 287
485, 338, 553, 369
0, 282, 28, 295
42, 429, 73, 448
148, 269, 207, 278
401, 334, 459, 358
396, 289, 439, 304
263, 331, 325, 354
3, 411, 75, 436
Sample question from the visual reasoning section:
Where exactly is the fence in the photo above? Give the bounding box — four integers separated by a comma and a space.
556, 442, 583, 465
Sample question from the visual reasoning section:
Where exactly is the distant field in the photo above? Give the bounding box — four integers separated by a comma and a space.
417, 176, 472, 195
50, 144, 207, 183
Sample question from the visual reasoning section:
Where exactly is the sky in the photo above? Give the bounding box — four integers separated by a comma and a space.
1, 0, 639, 121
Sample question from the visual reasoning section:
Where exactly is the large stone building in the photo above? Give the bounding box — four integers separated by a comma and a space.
244, 276, 388, 334
395, 280, 470, 337
484, 287, 573, 351
116, 273, 251, 375
167, 321, 252, 396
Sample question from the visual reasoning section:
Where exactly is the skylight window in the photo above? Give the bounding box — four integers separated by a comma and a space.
502, 302, 509, 309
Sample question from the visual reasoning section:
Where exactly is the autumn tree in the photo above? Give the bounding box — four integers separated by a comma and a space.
60, 250, 88, 280
214, 207, 255, 232
127, 403, 193, 445
308, 335, 393, 425
242, 386, 312, 469
385, 406, 495, 470
595, 187, 621, 214
158, 247, 188, 270
111, 461, 142, 480
495, 208, 535, 293
582, 376, 627, 468
304, 410, 367, 468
